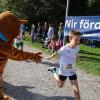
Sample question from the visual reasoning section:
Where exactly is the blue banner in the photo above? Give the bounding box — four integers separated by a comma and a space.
64, 16, 100, 36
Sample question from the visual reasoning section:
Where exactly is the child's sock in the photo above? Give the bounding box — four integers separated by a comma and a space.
52, 69, 56, 74
48, 66, 57, 74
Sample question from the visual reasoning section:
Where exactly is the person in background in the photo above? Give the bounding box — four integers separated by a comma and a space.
14, 24, 25, 51
20, 24, 26, 40
30, 24, 36, 43
37, 22, 42, 42
42, 22, 48, 42
48, 38, 56, 53
57, 23, 64, 49
47, 24, 54, 41
43, 38, 50, 48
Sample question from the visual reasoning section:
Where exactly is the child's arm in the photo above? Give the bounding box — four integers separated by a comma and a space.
46, 52, 58, 60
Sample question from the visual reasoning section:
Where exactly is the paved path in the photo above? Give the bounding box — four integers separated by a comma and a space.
3, 45, 100, 100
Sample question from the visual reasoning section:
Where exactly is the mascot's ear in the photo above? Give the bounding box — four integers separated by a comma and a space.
5, 11, 12, 13
20, 20, 28, 24
2, 11, 28, 24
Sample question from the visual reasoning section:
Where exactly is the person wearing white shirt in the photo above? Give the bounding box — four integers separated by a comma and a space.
47, 24, 54, 40
47, 30, 81, 100
14, 27, 24, 51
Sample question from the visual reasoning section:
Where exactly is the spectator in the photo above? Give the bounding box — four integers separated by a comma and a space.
20, 24, 26, 40
37, 22, 42, 42
31, 24, 36, 43
42, 22, 48, 42
57, 23, 64, 49
47, 24, 54, 41
14, 25, 24, 51
43, 38, 50, 48
48, 38, 56, 53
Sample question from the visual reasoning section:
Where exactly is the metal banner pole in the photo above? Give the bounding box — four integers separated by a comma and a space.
63, 0, 70, 45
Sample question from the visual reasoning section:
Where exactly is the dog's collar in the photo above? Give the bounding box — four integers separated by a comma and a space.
0, 32, 8, 42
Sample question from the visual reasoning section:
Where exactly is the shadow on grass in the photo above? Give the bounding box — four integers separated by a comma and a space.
4, 81, 74, 100
79, 56, 100, 62
79, 50, 100, 56
79, 50, 100, 62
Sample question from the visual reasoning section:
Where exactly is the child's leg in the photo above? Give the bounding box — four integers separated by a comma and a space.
48, 67, 66, 88
53, 73, 66, 88
20, 42, 23, 51
69, 74, 80, 100
21, 46, 23, 51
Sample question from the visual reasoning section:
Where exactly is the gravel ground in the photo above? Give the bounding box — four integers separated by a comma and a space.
3, 45, 100, 100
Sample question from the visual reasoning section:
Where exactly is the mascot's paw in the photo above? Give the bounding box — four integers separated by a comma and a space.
33, 52, 42, 63
0, 95, 10, 100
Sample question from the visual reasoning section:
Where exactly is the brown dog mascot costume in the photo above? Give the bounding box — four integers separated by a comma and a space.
0, 11, 42, 100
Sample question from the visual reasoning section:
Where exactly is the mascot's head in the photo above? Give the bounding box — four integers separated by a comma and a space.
0, 11, 28, 43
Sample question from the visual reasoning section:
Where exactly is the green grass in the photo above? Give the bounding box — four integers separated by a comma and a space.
77, 45, 100, 76
24, 34, 52, 53
24, 34, 100, 76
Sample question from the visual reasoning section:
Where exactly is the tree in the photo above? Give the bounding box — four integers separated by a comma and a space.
0, 0, 8, 12
1, 0, 98, 23
68, 0, 89, 16
0, 0, 66, 22
89, 0, 100, 15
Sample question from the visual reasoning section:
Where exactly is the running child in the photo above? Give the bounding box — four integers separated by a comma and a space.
46, 30, 81, 100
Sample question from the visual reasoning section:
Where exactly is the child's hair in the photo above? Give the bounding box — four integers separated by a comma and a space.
69, 30, 81, 37
68, 30, 81, 41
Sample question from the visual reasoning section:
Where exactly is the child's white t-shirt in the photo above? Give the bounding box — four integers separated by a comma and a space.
58, 44, 79, 76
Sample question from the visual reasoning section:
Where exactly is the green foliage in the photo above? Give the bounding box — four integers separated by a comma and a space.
0, 0, 66, 22
0, 0, 100, 22
68, 0, 89, 16
89, 0, 100, 15
0, 0, 8, 12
